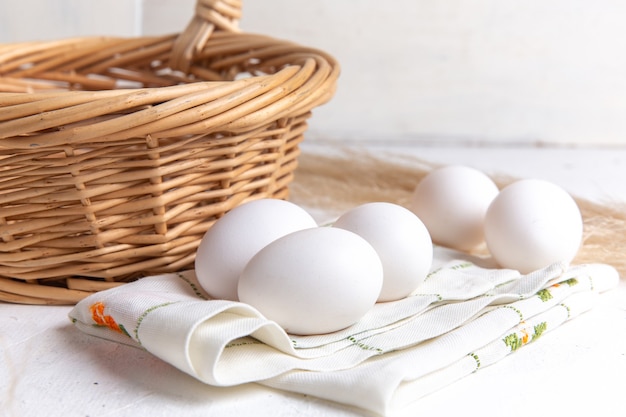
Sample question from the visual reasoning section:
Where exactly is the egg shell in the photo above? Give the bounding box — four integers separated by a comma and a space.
333, 202, 433, 302
194, 199, 317, 301
238, 227, 384, 335
484, 179, 583, 274
410, 165, 499, 251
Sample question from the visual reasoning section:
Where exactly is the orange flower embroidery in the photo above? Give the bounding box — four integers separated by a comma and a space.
90, 301, 127, 336
521, 328, 530, 344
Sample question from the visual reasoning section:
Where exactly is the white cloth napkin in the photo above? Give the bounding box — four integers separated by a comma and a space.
69, 247, 618, 416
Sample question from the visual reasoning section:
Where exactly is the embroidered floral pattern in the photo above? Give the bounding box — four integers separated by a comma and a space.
90, 301, 130, 337
536, 277, 579, 302
537, 288, 553, 302
561, 277, 579, 287
503, 321, 548, 351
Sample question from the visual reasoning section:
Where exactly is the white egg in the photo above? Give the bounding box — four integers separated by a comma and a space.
410, 165, 499, 251
195, 199, 317, 301
333, 202, 433, 302
484, 179, 583, 274
238, 227, 383, 335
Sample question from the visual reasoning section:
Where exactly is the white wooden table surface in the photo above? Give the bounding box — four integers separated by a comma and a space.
2, 143, 625, 417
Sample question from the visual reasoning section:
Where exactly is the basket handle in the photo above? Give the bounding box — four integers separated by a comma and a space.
170, 0, 242, 73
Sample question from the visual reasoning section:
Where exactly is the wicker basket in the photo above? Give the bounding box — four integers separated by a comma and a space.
0, 0, 339, 305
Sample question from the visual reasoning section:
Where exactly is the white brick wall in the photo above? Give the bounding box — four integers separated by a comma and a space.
2, 0, 626, 145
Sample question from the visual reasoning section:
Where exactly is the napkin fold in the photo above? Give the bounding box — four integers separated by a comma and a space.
69, 250, 618, 416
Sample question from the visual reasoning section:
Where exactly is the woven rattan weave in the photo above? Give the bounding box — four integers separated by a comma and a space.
0, 0, 339, 304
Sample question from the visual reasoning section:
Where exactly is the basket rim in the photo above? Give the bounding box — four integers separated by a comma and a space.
0, 31, 340, 148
